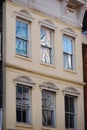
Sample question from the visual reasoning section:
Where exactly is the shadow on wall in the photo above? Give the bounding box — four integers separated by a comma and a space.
82, 10, 87, 36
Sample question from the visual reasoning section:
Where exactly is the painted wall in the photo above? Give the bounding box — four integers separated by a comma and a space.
3, 1, 85, 130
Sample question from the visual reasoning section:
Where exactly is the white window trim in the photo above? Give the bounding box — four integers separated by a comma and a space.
63, 87, 80, 97
63, 35, 75, 70
40, 81, 59, 93
39, 19, 56, 65
40, 81, 59, 128
65, 95, 77, 130
62, 28, 77, 71
14, 10, 34, 58
63, 87, 79, 130
39, 19, 57, 30
14, 76, 35, 126
16, 19, 31, 57
40, 26, 54, 64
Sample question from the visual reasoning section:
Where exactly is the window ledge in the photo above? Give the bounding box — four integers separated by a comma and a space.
42, 126, 56, 130
40, 62, 56, 68
15, 54, 32, 62
16, 123, 33, 128
63, 68, 77, 74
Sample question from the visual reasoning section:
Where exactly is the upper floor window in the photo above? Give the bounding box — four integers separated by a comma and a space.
40, 27, 54, 64
42, 89, 56, 127
65, 95, 76, 129
16, 19, 30, 57
63, 35, 74, 70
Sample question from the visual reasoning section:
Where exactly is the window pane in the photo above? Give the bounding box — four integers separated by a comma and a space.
16, 86, 22, 105
63, 53, 72, 69
65, 113, 69, 128
16, 107, 21, 122
23, 87, 29, 106
22, 108, 27, 123
70, 97, 74, 113
42, 109, 47, 126
16, 38, 27, 55
63, 37, 73, 54
16, 20, 28, 39
47, 110, 53, 126
42, 90, 55, 127
65, 96, 69, 112
41, 47, 51, 64
70, 114, 74, 128
40, 28, 51, 47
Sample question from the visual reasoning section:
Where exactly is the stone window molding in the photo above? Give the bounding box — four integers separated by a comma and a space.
14, 9, 34, 21
14, 75, 35, 87
39, 19, 57, 30
62, 28, 77, 38
39, 81, 59, 92
63, 87, 80, 96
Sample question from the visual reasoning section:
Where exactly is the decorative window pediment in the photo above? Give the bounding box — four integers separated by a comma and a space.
14, 75, 35, 86
14, 9, 34, 21
62, 28, 77, 37
63, 87, 80, 96
39, 19, 56, 30
40, 81, 59, 92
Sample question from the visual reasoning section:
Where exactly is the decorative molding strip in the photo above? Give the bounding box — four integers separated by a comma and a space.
63, 87, 80, 96
39, 19, 57, 30
61, 27, 77, 37
14, 75, 35, 86
14, 9, 34, 21
6, 63, 85, 86
40, 81, 59, 92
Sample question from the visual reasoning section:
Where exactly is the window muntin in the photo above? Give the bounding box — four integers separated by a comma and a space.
40, 27, 53, 64
65, 95, 76, 129
42, 90, 56, 127
16, 84, 31, 124
63, 35, 74, 70
16, 20, 30, 56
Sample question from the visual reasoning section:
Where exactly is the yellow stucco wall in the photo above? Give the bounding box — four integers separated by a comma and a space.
4, 1, 85, 130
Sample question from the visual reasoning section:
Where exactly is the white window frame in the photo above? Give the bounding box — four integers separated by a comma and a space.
14, 10, 34, 59
63, 87, 80, 130
39, 19, 56, 65
63, 35, 75, 70
16, 83, 32, 124
65, 95, 77, 130
16, 19, 31, 57
42, 89, 56, 128
40, 81, 59, 128
62, 28, 77, 71
40, 26, 54, 64
14, 76, 35, 126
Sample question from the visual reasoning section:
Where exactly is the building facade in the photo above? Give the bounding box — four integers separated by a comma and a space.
2, 0, 87, 130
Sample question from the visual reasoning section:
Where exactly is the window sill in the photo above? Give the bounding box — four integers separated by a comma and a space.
16, 123, 33, 128
40, 62, 56, 68
63, 68, 77, 74
15, 54, 32, 62
42, 126, 56, 130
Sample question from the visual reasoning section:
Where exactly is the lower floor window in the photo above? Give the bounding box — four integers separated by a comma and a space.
65, 95, 76, 129
16, 84, 31, 124
42, 90, 56, 127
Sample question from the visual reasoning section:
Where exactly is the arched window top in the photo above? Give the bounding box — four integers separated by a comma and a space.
63, 87, 80, 96
14, 75, 35, 86
39, 19, 57, 30
14, 9, 34, 21
62, 27, 77, 37
40, 81, 59, 92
